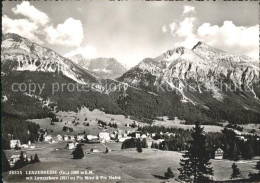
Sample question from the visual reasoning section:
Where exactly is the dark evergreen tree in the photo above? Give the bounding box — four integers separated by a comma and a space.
248, 161, 260, 181
72, 144, 84, 159
164, 167, 174, 179
178, 122, 213, 183
14, 151, 26, 169
231, 163, 241, 179
142, 138, 148, 148
39, 133, 44, 142
33, 154, 40, 163
14, 143, 20, 150
136, 139, 143, 153
30, 155, 34, 164
2, 150, 10, 172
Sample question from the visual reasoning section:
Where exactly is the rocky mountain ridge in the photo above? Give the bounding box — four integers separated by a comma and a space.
67, 54, 127, 79
119, 42, 259, 102
1, 33, 98, 85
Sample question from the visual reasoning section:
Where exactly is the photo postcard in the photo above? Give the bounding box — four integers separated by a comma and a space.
1, 0, 260, 182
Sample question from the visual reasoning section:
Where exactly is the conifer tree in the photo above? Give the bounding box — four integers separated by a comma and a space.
136, 139, 143, 153
72, 144, 84, 159
142, 138, 148, 148
248, 161, 260, 181
231, 163, 241, 179
30, 155, 34, 164
33, 154, 40, 163
164, 167, 174, 179
178, 122, 213, 183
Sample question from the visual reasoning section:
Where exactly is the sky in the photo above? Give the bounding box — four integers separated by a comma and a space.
2, 1, 259, 68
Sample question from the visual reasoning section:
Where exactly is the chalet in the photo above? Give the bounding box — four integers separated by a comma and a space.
87, 135, 98, 140
214, 148, 224, 160
10, 140, 21, 149
118, 137, 132, 142
86, 135, 99, 143
77, 134, 85, 141
99, 132, 110, 141
20, 144, 29, 149
51, 135, 63, 143
69, 135, 75, 141
66, 142, 78, 150
57, 135, 63, 142
141, 134, 147, 139
44, 135, 52, 142
109, 133, 116, 140
28, 145, 35, 149
63, 135, 69, 141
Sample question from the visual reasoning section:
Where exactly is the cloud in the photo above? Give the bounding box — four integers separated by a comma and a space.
162, 25, 168, 33
12, 1, 49, 26
176, 17, 196, 37
197, 21, 259, 59
3, 2, 84, 47
45, 18, 84, 47
163, 5, 259, 60
64, 45, 97, 59
169, 22, 177, 33
183, 6, 195, 15
2, 15, 43, 44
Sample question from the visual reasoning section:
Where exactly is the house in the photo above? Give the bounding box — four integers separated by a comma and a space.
118, 137, 132, 142
215, 148, 224, 160
20, 144, 29, 149
99, 132, 110, 141
87, 135, 98, 140
56, 135, 63, 142
63, 135, 69, 141
109, 133, 116, 140
69, 135, 75, 141
141, 134, 147, 139
44, 135, 52, 142
10, 140, 21, 149
86, 135, 99, 143
77, 134, 85, 141
28, 145, 35, 149
66, 142, 78, 150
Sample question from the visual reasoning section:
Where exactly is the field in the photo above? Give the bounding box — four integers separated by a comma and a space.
28, 107, 140, 135
3, 141, 259, 183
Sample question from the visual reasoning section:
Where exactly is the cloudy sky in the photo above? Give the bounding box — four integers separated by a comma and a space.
2, 1, 259, 68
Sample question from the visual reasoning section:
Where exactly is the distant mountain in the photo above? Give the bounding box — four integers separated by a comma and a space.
1, 33, 124, 118
118, 42, 260, 124
67, 54, 127, 79
1, 33, 98, 85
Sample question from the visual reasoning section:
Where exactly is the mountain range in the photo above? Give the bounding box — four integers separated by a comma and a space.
1, 33, 260, 125
67, 54, 127, 79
